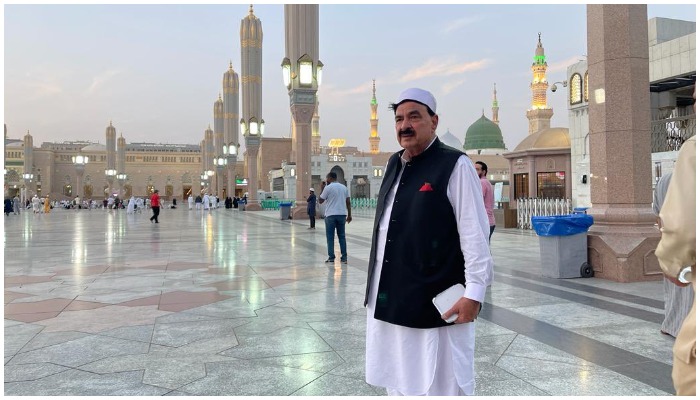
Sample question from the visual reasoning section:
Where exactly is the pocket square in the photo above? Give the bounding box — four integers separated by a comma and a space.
419, 182, 434, 192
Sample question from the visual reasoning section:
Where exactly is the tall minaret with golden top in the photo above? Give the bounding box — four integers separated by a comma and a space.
369, 79, 380, 154
526, 33, 553, 135
492, 83, 499, 126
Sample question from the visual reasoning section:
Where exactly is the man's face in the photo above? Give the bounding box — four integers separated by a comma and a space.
475, 164, 486, 178
394, 101, 438, 155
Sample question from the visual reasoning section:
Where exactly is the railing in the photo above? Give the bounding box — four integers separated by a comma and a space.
651, 109, 696, 153
350, 198, 378, 209
259, 199, 294, 210
516, 198, 572, 230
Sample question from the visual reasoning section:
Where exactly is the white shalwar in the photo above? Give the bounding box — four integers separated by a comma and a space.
366, 154, 493, 396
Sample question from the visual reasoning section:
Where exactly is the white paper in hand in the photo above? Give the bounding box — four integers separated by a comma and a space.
432, 283, 465, 323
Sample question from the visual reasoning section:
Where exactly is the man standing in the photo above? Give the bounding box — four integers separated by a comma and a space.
319, 172, 351, 263
307, 188, 317, 230
149, 189, 160, 223
475, 161, 496, 242
12, 195, 20, 215
656, 134, 696, 396
364, 88, 493, 395
188, 194, 194, 210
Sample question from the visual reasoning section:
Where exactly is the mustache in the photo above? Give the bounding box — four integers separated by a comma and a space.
398, 128, 415, 136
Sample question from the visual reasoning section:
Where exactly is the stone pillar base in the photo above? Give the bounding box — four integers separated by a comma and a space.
587, 206, 662, 282
245, 203, 262, 211
292, 207, 307, 220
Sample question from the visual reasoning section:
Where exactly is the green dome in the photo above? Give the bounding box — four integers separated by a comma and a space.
464, 114, 506, 151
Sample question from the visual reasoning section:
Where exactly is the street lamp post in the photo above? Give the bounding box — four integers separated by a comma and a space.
72, 154, 88, 199
105, 168, 117, 198
223, 143, 238, 199
241, 118, 264, 211
282, 5, 322, 219
116, 173, 127, 198
214, 156, 227, 198
22, 172, 34, 201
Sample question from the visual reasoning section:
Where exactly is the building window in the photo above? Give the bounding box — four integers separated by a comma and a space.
537, 172, 566, 198
514, 173, 529, 199
570, 73, 582, 105
584, 71, 589, 102
654, 162, 662, 183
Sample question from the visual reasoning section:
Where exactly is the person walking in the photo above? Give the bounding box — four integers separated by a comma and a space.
188, 194, 194, 210
656, 134, 696, 396
32, 195, 41, 214
475, 161, 496, 242
43, 195, 51, 214
149, 189, 161, 223
4, 197, 12, 216
364, 88, 493, 396
12, 195, 20, 215
307, 188, 317, 229
319, 172, 351, 263
203, 193, 210, 211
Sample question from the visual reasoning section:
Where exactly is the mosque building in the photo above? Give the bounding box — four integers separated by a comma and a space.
503, 33, 572, 206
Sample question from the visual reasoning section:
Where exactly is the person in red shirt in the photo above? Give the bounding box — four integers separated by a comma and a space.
150, 189, 160, 223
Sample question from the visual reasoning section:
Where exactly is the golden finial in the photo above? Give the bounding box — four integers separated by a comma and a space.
229, 60, 233, 70
249, 4, 254, 15
109, 119, 112, 126
218, 92, 222, 100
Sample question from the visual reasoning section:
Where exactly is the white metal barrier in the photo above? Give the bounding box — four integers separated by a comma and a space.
516, 198, 572, 230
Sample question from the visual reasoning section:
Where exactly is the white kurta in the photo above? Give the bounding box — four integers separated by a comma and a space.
203, 195, 210, 210
127, 197, 136, 214
188, 196, 194, 210
366, 153, 494, 396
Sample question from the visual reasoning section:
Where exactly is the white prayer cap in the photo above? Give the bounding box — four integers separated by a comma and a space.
395, 88, 437, 114
309, 188, 315, 191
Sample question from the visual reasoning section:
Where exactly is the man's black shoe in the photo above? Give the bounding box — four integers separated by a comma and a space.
325, 258, 335, 263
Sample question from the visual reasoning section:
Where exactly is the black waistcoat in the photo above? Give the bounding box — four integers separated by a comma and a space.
364, 138, 466, 329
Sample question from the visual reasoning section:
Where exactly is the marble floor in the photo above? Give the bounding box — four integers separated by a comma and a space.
3, 206, 676, 396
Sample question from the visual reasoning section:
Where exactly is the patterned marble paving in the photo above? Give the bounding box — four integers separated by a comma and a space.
4, 207, 675, 396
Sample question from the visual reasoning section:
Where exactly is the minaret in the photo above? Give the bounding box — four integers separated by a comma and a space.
106, 121, 117, 195
204, 125, 214, 182
117, 132, 126, 177
241, 4, 264, 209
214, 94, 224, 158
117, 132, 126, 196
526, 33, 554, 135
369, 79, 380, 154
223, 62, 240, 198
223, 62, 240, 148
492, 83, 500, 126
311, 95, 321, 154
23, 130, 34, 197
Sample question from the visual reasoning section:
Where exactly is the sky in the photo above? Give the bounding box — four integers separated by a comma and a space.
3, 3, 697, 155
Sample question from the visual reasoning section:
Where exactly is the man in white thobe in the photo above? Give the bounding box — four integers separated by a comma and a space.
203, 193, 210, 211
188, 194, 194, 210
365, 88, 493, 396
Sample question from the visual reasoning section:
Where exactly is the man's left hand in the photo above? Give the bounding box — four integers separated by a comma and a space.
442, 297, 481, 324
346, 215, 352, 223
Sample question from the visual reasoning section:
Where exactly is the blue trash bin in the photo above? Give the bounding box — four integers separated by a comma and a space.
573, 207, 589, 214
279, 202, 293, 220
531, 214, 594, 278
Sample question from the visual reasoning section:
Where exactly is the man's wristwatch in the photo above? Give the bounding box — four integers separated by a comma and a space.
678, 266, 694, 284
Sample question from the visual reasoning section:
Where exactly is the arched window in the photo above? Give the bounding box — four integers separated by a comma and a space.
570, 73, 583, 105
584, 71, 589, 102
